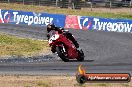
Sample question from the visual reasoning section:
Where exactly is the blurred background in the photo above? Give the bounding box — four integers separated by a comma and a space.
0, 0, 132, 11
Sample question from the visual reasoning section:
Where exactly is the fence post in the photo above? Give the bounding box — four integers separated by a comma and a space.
110, 1, 112, 11
8, 0, 10, 3
72, 2, 75, 9
38, 0, 40, 6
130, 0, 132, 12
90, 2, 92, 11
56, 0, 58, 7
23, 0, 24, 5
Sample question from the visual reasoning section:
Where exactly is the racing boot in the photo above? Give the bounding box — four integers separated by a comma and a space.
51, 46, 56, 53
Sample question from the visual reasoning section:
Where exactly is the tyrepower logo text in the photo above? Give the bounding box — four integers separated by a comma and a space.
76, 65, 131, 84
93, 18, 132, 32
13, 12, 53, 25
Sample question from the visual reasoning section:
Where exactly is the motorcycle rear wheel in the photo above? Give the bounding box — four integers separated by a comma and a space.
56, 46, 69, 62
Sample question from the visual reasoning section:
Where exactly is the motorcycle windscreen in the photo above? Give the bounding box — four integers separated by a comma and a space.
48, 30, 56, 38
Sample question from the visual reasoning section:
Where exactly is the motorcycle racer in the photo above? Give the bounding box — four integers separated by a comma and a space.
47, 23, 79, 53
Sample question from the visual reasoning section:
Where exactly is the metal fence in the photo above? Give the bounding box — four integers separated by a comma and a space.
0, 0, 132, 10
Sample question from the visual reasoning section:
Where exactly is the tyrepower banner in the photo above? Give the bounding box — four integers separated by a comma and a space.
0, 9, 66, 27
65, 15, 132, 33
1, 9, 132, 33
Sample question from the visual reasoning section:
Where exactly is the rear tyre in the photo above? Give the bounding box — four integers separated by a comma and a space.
56, 46, 69, 62
77, 49, 84, 61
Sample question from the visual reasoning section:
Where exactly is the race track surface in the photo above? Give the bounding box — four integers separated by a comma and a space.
0, 23, 132, 75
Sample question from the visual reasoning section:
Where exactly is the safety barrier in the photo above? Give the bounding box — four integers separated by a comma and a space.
0, 9, 132, 33
65, 15, 132, 33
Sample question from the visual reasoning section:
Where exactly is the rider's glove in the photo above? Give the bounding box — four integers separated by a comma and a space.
47, 34, 50, 40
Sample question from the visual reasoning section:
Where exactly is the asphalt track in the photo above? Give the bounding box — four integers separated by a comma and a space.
0, 23, 132, 75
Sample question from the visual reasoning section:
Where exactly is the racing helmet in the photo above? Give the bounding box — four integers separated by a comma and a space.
47, 23, 56, 32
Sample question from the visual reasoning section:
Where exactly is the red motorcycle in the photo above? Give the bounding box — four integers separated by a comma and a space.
48, 31, 84, 62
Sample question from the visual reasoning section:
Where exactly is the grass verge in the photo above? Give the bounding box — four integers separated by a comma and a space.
0, 3, 132, 19
0, 33, 50, 57
0, 75, 131, 87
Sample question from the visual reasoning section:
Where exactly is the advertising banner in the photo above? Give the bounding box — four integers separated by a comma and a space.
65, 15, 93, 30
65, 15, 132, 33
1, 9, 132, 33
65, 15, 80, 29
0, 9, 66, 27
93, 17, 132, 33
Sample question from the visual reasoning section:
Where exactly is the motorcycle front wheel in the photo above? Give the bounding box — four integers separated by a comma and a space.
56, 46, 69, 62
77, 49, 84, 61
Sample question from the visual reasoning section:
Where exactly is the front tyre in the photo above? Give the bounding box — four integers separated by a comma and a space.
56, 46, 69, 62
77, 49, 84, 61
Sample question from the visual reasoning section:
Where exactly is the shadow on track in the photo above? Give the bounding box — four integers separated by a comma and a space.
64, 60, 94, 62
0, 54, 94, 63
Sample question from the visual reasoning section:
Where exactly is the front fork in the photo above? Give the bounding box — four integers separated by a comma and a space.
62, 45, 66, 53
51, 44, 66, 53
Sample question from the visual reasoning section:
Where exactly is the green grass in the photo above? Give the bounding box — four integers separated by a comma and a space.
0, 3, 132, 19
0, 33, 50, 57
37, 81, 52, 87
24, 86, 32, 87
96, 83, 108, 87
